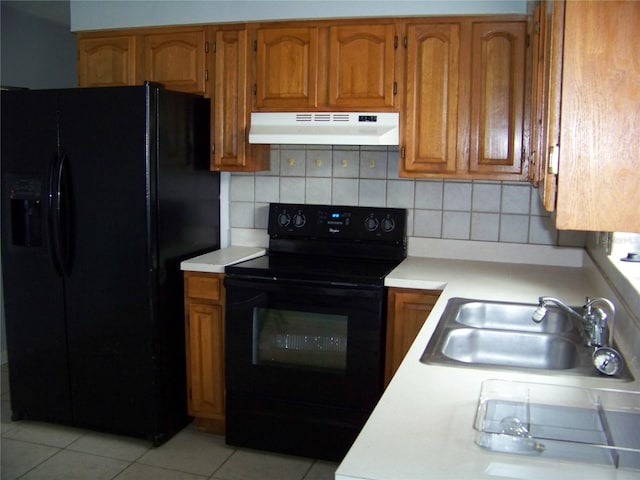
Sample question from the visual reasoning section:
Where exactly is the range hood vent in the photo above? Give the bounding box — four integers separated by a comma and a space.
248, 112, 399, 146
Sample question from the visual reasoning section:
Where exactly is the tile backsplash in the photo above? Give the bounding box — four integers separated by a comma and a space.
229, 145, 587, 247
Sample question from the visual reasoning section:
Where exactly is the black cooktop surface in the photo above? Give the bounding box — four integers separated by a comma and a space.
225, 253, 402, 286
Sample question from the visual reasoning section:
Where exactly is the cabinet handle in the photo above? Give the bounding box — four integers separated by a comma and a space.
548, 145, 559, 175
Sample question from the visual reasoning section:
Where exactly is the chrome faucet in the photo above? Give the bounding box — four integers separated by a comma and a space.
532, 296, 616, 348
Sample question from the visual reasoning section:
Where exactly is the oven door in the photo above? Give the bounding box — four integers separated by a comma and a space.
224, 275, 386, 410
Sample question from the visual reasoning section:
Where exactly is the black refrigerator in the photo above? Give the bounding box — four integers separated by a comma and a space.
1, 83, 220, 445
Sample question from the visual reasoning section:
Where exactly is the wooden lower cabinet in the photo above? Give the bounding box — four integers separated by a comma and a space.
183, 272, 225, 433
385, 288, 441, 386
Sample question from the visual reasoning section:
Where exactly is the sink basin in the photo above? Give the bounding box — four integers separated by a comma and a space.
440, 329, 580, 370
421, 297, 633, 380
453, 301, 574, 333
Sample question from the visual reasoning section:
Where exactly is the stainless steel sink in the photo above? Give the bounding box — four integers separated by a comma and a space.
421, 298, 633, 380
453, 301, 574, 333
440, 329, 580, 370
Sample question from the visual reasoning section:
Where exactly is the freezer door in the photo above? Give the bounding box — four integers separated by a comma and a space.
0, 90, 73, 423
57, 86, 161, 437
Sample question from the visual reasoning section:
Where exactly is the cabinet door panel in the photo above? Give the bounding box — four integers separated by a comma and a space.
78, 36, 137, 87
255, 27, 319, 109
212, 27, 270, 172
556, 1, 640, 231
329, 24, 396, 108
214, 29, 247, 168
470, 22, 526, 175
144, 31, 206, 94
186, 303, 224, 418
538, 0, 563, 212
402, 23, 460, 174
385, 289, 440, 386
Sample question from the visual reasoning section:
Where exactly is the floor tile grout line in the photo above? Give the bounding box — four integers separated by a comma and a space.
12, 441, 64, 480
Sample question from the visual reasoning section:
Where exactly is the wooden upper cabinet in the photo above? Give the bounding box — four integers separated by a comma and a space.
328, 23, 396, 108
254, 20, 397, 111
553, 1, 640, 232
77, 35, 139, 87
212, 26, 270, 171
401, 22, 460, 174
255, 26, 320, 109
469, 21, 527, 176
400, 16, 528, 180
143, 29, 207, 94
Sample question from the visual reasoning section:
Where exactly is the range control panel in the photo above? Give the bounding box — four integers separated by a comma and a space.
268, 203, 406, 242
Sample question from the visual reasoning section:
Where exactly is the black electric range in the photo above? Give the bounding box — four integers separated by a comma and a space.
223, 203, 407, 461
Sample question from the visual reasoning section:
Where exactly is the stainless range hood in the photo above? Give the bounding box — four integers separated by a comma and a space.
248, 112, 399, 146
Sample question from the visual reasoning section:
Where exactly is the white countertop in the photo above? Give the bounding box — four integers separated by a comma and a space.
180, 246, 265, 272
336, 255, 640, 480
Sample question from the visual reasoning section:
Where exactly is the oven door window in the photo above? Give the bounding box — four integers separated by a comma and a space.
253, 308, 347, 371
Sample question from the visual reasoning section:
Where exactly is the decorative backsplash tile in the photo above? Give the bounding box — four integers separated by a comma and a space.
229, 145, 587, 247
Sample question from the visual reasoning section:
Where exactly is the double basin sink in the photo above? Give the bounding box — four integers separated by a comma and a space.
421, 297, 633, 380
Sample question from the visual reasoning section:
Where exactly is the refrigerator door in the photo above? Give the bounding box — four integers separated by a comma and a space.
58, 86, 161, 438
0, 90, 73, 423
2, 85, 215, 444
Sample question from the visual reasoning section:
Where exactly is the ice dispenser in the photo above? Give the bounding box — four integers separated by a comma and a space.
6, 175, 44, 249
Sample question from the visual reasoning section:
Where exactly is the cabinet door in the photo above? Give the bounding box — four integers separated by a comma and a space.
328, 23, 396, 108
528, 3, 545, 186
212, 27, 270, 172
385, 289, 441, 386
77, 35, 138, 87
144, 30, 207, 94
401, 22, 460, 174
537, 0, 564, 212
213, 28, 249, 169
555, 1, 640, 231
185, 303, 225, 422
469, 21, 527, 176
255, 26, 319, 109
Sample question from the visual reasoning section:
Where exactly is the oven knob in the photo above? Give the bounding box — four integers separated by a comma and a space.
365, 216, 379, 232
382, 216, 396, 232
278, 212, 291, 227
293, 213, 306, 228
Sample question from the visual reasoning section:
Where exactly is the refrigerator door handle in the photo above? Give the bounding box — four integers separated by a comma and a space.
48, 152, 70, 277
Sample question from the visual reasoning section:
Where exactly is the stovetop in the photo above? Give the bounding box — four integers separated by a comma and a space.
224, 253, 402, 286
225, 203, 407, 286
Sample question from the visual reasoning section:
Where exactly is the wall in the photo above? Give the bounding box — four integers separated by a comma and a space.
229, 145, 587, 248
69, 0, 527, 31
1, 1, 76, 88
0, 1, 77, 364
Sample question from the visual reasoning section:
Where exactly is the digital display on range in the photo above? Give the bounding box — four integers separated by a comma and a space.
326, 211, 350, 227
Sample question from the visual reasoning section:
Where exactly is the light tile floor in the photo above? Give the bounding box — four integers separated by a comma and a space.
0, 364, 338, 480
